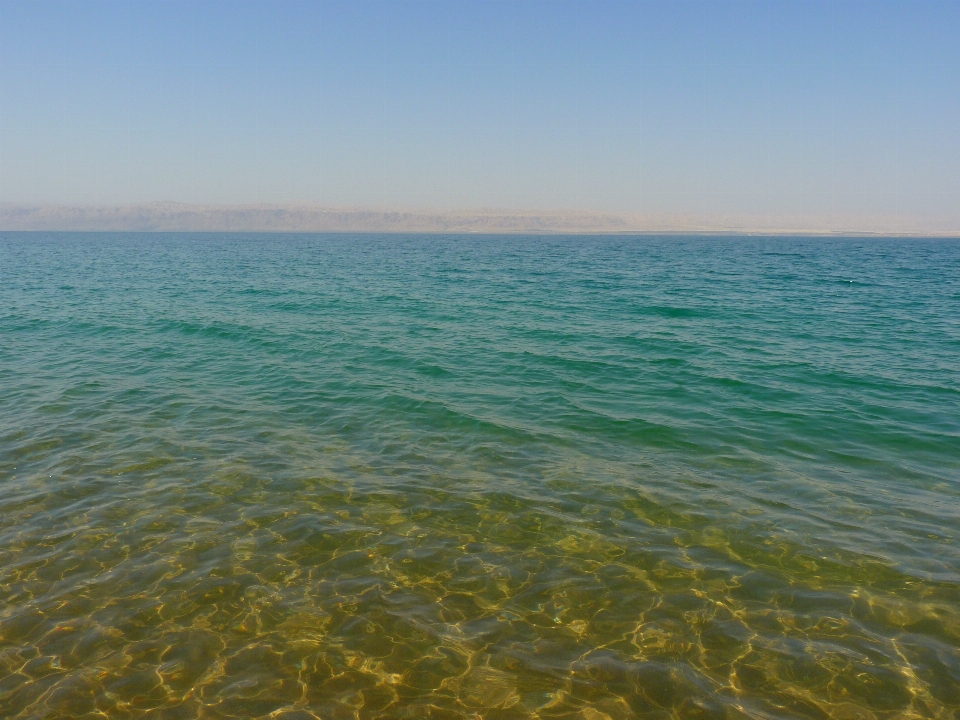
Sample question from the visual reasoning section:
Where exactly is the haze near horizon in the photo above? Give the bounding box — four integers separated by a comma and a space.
1, 0, 959, 232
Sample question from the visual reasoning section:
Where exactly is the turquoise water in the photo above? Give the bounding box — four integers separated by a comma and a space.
1, 232, 958, 719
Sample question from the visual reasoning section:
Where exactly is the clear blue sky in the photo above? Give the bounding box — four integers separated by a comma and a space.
1, 0, 958, 223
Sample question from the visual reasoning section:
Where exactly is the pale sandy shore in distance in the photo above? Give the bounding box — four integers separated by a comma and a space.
2, 202, 959, 236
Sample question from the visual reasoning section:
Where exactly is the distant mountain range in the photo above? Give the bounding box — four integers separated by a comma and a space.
1, 202, 956, 235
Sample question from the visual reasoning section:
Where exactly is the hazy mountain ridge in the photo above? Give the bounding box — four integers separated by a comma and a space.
2, 202, 956, 235
1, 203, 638, 233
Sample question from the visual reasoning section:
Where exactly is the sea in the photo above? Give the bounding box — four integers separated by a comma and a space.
1, 232, 958, 719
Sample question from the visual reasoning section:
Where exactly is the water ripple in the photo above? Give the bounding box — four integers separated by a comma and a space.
1, 233, 959, 719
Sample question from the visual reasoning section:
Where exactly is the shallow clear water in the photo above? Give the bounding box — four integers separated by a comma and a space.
1, 232, 958, 720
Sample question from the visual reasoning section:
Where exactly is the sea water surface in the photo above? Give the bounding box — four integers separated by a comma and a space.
1, 233, 958, 720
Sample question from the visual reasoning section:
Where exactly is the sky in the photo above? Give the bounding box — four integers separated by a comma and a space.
1, 0, 958, 227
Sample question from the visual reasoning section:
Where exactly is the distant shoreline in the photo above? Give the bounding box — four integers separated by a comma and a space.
2, 202, 958, 237
3, 230, 957, 239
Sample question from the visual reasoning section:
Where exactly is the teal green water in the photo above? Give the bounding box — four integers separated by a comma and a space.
1, 233, 958, 720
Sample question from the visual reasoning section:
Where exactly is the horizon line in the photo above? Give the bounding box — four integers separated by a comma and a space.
2, 202, 958, 237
